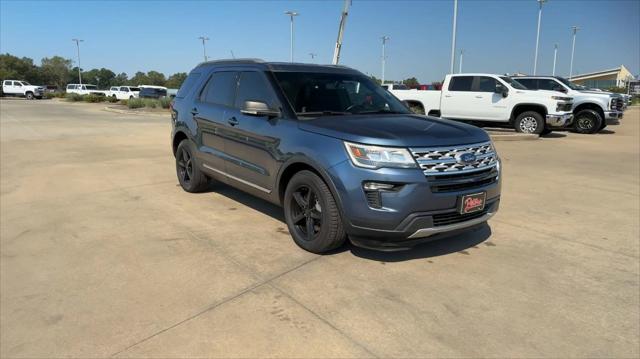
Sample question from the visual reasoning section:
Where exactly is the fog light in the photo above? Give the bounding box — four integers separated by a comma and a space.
363, 182, 396, 191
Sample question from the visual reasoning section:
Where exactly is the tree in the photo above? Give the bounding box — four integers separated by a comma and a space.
402, 77, 420, 88
114, 72, 128, 86
0, 53, 42, 84
82, 68, 116, 88
40, 56, 72, 89
146, 71, 166, 86
370, 75, 382, 85
165, 72, 187, 89
128, 71, 150, 86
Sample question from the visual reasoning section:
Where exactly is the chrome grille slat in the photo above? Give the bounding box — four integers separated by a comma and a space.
410, 141, 498, 176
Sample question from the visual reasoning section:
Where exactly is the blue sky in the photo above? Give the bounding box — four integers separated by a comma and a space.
1, 0, 638, 83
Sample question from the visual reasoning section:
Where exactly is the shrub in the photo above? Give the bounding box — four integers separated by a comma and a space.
65, 93, 84, 102
158, 97, 172, 109
107, 96, 118, 103
143, 98, 157, 108
44, 92, 57, 99
120, 99, 128, 106
84, 94, 104, 103
127, 98, 145, 109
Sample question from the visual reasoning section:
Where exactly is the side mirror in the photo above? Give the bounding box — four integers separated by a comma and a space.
553, 86, 567, 93
241, 100, 280, 118
495, 84, 509, 98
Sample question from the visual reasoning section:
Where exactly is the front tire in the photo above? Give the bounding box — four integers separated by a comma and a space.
514, 111, 544, 135
284, 170, 346, 253
574, 109, 602, 134
175, 140, 209, 193
25, 92, 34, 100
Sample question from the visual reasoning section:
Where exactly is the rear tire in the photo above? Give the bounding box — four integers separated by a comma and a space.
175, 140, 209, 193
573, 109, 602, 134
284, 170, 346, 253
514, 111, 544, 135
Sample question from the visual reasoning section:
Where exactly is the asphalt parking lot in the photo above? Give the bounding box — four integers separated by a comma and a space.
1, 99, 638, 358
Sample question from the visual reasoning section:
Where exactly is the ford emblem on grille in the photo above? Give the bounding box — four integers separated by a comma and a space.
456, 152, 477, 165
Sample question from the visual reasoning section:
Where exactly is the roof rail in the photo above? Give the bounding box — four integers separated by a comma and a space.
198, 58, 265, 66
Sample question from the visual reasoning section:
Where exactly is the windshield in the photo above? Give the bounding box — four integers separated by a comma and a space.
556, 77, 582, 90
20, 81, 31, 86
500, 76, 528, 90
272, 71, 410, 117
86, 85, 98, 90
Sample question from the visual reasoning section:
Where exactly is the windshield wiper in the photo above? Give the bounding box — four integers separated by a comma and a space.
355, 109, 406, 115
296, 111, 352, 117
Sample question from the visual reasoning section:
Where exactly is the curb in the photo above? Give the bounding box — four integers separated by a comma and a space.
488, 133, 539, 141
103, 106, 169, 117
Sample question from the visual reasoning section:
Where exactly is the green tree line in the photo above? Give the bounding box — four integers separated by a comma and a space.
0, 53, 187, 90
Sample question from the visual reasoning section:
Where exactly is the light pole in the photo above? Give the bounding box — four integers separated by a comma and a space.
449, 0, 458, 74
381, 36, 390, 84
284, 11, 299, 62
552, 43, 558, 76
198, 36, 209, 62
459, 49, 463, 73
332, 0, 351, 65
533, 0, 547, 75
72, 38, 83, 85
569, 26, 580, 80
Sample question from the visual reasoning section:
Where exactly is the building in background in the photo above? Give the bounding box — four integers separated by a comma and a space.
570, 65, 634, 89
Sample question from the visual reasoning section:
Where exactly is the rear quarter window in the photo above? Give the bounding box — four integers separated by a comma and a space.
176, 72, 202, 98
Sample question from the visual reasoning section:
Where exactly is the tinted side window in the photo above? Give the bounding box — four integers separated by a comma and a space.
120, 86, 128, 92
448, 76, 473, 91
515, 79, 537, 89
3, 81, 11, 86
538, 79, 559, 91
201, 72, 237, 106
176, 72, 201, 98
235, 72, 276, 108
475, 77, 498, 92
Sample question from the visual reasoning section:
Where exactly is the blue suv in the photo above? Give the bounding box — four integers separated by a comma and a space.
171, 59, 501, 253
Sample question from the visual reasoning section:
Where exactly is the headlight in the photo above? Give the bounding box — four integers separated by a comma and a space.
344, 141, 417, 169
552, 96, 572, 101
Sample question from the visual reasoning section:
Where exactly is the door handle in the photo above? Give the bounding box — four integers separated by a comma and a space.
444, 95, 452, 98
190, 108, 198, 115
228, 117, 239, 126
475, 95, 483, 98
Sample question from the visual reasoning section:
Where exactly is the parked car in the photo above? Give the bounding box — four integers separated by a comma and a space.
171, 59, 501, 253
138, 86, 168, 99
107, 86, 140, 100
1, 80, 45, 99
390, 73, 574, 135
43, 85, 59, 93
381, 83, 408, 91
511, 76, 625, 133
66, 84, 107, 96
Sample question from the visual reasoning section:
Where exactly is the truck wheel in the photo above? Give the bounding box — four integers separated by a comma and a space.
112, 95, 117, 100
25, 92, 34, 100
284, 170, 346, 253
175, 140, 210, 193
574, 109, 602, 134
514, 111, 544, 135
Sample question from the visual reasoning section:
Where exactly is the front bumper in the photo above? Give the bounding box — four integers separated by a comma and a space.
327, 160, 501, 251
604, 111, 623, 125
546, 113, 573, 127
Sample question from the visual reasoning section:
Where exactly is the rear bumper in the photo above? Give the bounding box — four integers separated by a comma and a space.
546, 113, 573, 127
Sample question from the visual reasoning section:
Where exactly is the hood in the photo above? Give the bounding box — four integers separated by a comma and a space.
579, 90, 619, 98
298, 114, 490, 147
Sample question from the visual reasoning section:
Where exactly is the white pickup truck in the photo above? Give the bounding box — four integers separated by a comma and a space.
107, 86, 140, 100
1, 80, 45, 99
511, 76, 625, 134
390, 73, 574, 135
66, 84, 107, 96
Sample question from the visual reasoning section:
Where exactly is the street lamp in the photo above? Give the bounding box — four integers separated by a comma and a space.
533, 0, 547, 75
552, 43, 558, 76
459, 49, 464, 73
381, 36, 390, 84
72, 38, 83, 85
449, 0, 458, 74
569, 26, 580, 80
284, 11, 299, 62
198, 36, 209, 62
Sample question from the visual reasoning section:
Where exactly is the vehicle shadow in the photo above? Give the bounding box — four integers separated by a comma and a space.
210, 183, 285, 222
347, 223, 492, 262
598, 129, 616, 135
541, 132, 567, 138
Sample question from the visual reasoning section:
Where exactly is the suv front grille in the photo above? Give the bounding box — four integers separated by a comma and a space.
410, 141, 499, 193
433, 207, 489, 227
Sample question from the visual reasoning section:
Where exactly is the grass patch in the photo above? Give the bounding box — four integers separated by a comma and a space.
65, 93, 84, 102
126, 97, 171, 109
84, 94, 104, 103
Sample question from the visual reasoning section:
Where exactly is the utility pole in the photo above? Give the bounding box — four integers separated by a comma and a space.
569, 26, 580, 80
552, 43, 558, 76
198, 36, 209, 62
285, 11, 299, 62
381, 36, 390, 84
459, 49, 463, 73
72, 38, 83, 85
449, 0, 458, 74
533, 0, 547, 75
332, 0, 351, 65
